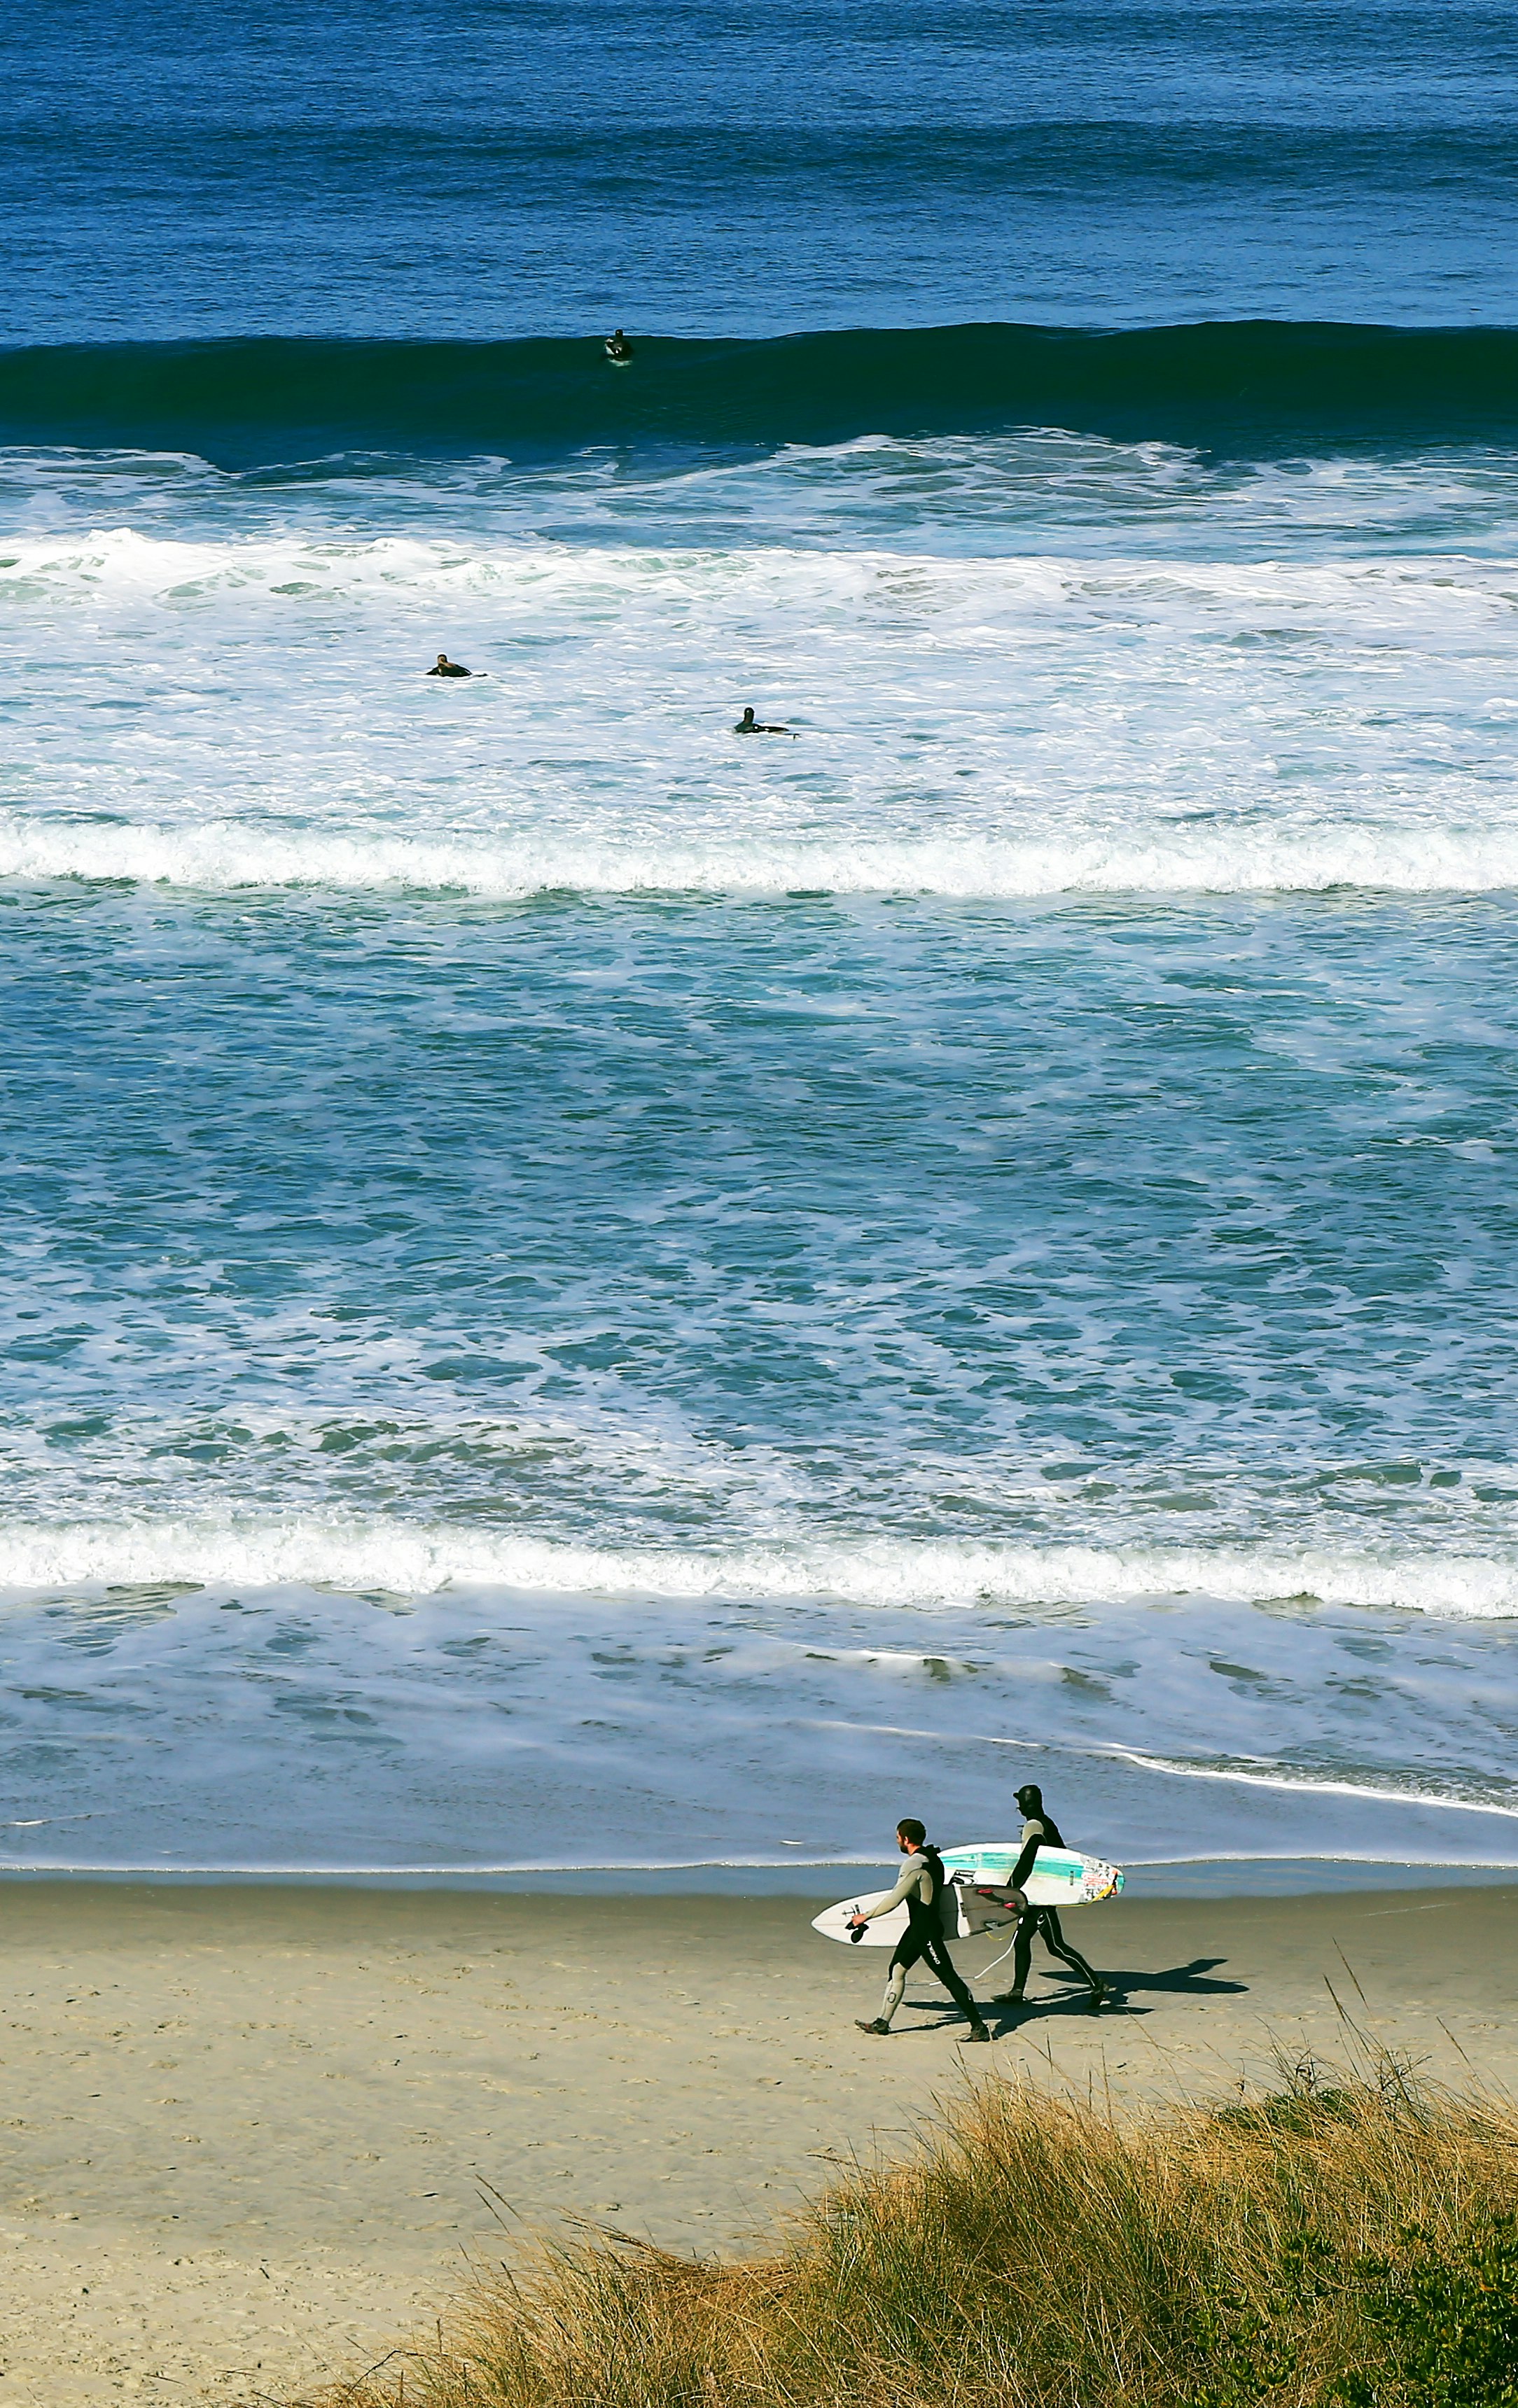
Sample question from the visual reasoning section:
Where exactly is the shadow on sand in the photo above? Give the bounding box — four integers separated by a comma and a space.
898, 1956, 1248, 2036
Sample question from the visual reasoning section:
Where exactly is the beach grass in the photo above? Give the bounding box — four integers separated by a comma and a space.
308, 2055, 1518, 2407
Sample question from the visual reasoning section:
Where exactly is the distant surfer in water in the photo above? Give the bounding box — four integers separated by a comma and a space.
850, 1818, 991, 2043
734, 706, 795, 735
604, 328, 633, 363
993, 1784, 1108, 2012
427, 654, 472, 678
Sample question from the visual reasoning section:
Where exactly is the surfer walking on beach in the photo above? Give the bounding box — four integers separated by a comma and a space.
851, 1818, 991, 2043
994, 1784, 1108, 2012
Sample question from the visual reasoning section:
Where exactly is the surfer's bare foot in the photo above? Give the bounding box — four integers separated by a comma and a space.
1088, 1984, 1109, 2012
991, 1990, 1024, 2006
964, 2022, 991, 2043
856, 2017, 891, 2035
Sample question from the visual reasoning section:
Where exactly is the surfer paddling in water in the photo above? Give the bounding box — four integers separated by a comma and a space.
427, 653, 472, 677
851, 1818, 991, 2043
994, 1784, 1108, 2012
734, 706, 797, 736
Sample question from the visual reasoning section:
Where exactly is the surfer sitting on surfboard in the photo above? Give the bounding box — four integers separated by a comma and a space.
604, 328, 633, 362
850, 1818, 991, 2044
993, 1784, 1108, 2012
734, 706, 795, 735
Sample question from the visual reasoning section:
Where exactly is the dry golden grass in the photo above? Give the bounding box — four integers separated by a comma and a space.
301, 2054, 1518, 2408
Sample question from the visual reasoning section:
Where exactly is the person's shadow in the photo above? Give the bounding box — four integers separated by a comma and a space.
905, 1957, 1246, 2033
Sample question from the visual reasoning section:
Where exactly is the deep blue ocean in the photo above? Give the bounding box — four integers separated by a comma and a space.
1, 1, 1517, 1883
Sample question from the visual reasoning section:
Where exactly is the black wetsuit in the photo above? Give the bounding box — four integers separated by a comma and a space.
1008, 1812, 1103, 1998
889, 1846, 982, 2020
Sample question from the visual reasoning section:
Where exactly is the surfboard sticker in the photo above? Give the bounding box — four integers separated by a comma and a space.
811, 1844, 1123, 1947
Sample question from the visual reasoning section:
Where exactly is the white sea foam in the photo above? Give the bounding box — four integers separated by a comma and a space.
6, 811, 1518, 897
7, 430, 1518, 561
3, 522, 1516, 619
4, 1517, 1518, 1616
2, 509, 1514, 899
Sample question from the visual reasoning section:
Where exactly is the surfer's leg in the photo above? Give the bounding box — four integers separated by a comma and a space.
879, 1961, 908, 2024
992, 1910, 1037, 2003
1039, 1907, 1106, 2003
923, 1938, 990, 2038
863, 1930, 923, 2031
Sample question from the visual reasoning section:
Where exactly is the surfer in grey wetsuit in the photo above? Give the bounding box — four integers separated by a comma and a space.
427, 654, 472, 677
850, 1819, 991, 2042
993, 1784, 1108, 2011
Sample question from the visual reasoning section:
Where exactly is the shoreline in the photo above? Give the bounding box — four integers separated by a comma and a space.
1, 1879, 1514, 2401
0, 1855, 1514, 1895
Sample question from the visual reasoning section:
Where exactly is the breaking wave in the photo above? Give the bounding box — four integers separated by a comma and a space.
6, 813, 1518, 899
6, 1518, 1518, 1616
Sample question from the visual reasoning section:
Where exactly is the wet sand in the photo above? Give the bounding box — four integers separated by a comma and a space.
0, 1880, 1512, 2403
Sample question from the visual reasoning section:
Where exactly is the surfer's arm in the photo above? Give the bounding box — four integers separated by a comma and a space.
849, 1854, 926, 1926
1010, 1826, 1044, 1891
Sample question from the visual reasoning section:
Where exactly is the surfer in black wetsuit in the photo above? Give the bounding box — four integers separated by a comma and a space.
604, 328, 633, 362
849, 1818, 991, 2042
427, 654, 472, 678
993, 1784, 1108, 2011
734, 706, 794, 735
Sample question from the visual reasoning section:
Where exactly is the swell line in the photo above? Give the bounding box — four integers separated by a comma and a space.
2, 321, 1516, 466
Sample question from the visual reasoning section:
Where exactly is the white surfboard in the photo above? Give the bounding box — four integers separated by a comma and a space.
811, 1842, 1123, 1948
944, 1840, 1123, 1905
812, 1886, 914, 1948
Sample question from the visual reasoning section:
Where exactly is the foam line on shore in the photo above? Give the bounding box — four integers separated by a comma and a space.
2, 1848, 1517, 1876
802, 1719, 1518, 1826
1101, 1747, 1518, 1817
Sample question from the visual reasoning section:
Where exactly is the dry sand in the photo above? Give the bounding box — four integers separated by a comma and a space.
0, 1879, 1512, 2404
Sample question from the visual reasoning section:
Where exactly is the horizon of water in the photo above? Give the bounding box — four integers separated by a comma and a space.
1, 1, 1517, 1887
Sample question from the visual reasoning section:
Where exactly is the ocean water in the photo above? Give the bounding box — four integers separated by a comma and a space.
1, 0, 1517, 1880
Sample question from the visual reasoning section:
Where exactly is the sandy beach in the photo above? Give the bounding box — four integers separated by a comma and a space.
0, 1879, 1508, 2403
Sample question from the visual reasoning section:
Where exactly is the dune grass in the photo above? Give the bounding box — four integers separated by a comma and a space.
312, 2057, 1518, 2408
